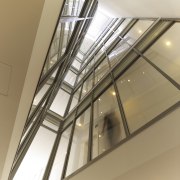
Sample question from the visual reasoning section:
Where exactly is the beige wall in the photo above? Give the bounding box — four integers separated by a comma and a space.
69, 107, 180, 180
0, 0, 64, 179
0, 0, 45, 178
113, 144, 180, 180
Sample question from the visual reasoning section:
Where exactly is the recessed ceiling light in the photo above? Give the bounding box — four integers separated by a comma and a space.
101, 112, 103, 114
98, 98, 101, 101
99, 134, 102, 138
138, 30, 142, 34
165, 41, 171, 46
112, 92, 116, 96
50, 61, 53, 64
77, 123, 82, 127
128, 79, 131, 82
142, 71, 145, 74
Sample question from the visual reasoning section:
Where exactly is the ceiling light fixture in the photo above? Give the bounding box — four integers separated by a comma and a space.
77, 123, 82, 127
165, 41, 171, 46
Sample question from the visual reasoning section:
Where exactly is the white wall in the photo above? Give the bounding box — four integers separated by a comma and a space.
99, 0, 180, 17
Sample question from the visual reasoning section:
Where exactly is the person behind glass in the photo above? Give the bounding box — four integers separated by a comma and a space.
101, 110, 121, 150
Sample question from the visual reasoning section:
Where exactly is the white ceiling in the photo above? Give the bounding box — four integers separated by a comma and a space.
98, 0, 180, 17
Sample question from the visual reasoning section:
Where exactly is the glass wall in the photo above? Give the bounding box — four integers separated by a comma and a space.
66, 107, 91, 176
124, 20, 154, 45
49, 125, 72, 180
116, 58, 180, 132
14, 127, 56, 180
144, 23, 180, 84
81, 73, 93, 99
11, 10, 180, 180
69, 86, 82, 112
50, 89, 70, 117
93, 85, 125, 158
64, 70, 77, 87
94, 58, 110, 84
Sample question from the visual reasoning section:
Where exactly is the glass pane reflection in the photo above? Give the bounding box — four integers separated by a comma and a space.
144, 23, 180, 84
116, 58, 180, 132
93, 85, 125, 159
66, 107, 90, 176
124, 20, 154, 45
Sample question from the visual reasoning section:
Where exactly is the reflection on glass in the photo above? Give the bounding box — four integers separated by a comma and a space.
49, 125, 72, 180
144, 23, 180, 84
108, 39, 130, 67
124, 20, 154, 45
95, 58, 109, 84
14, 127, 56, 180
116, 58, 180, 132
81, 73, 93, 99
50, 89, 70, 116
64, 70, 77, 86
69, 86, 81, 112
93, 85, 125, 159
66, 107, 90, 176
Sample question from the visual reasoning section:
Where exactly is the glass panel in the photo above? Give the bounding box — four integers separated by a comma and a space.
72, 59, 81, 70
69, 86, 81, 112
14, 127, 56, 180
77, 52, 84, 60
108, 39, 131, 67
124, 20, 154, 45
43, 119, 59, 132
104, 18, 131, 48
50, 89, 70, 117
42, 25, 61, 75
49, 125, 72, 180
66, 107, 91, 176
77, 69, 85, 83
33, 84, 50, 106
81, 73, 93, 99
94, 50, 105, 62
144, 23, 180, 84
64, 70, 77, 86
116, 58, 180, 133
21, 110, 42, 144
79, 11, 111, 53
92, 85, 125, 159
94, 58, 110, 84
